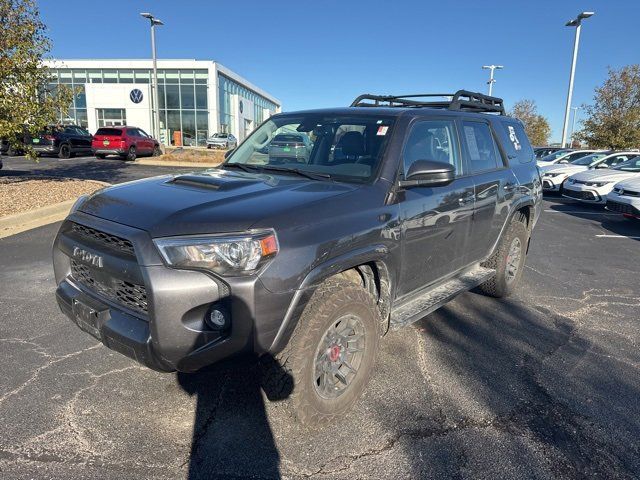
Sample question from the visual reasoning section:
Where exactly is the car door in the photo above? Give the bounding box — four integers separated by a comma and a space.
460, 119, 517, 261
396, 118, 475, 297
136, 129, 153, 153
76, 126, 92, 151
63, 126, 79, 151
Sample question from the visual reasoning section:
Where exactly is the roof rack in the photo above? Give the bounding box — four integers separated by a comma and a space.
350, 89, 505, 115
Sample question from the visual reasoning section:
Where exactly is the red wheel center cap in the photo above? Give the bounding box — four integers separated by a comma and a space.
329, 345, 341, 362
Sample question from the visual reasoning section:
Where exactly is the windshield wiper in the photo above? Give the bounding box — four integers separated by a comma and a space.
221, 163, 259, 173
259, 165, 332, 181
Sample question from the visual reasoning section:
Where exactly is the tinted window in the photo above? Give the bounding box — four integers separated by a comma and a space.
63, 126, 77, 134
126, 129, 138, 137
95, 128, 122, 136
403, 120, 461, 175
462, 121, 502, 173
498, 121, 534, 164
136, 129, 149, 138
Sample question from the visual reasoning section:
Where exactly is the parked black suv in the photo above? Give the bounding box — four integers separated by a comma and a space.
53, 91, 542, 424
32, 125, 93, 158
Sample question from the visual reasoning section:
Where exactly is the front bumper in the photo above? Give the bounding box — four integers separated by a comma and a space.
53, 213, 293, 372
606, 197, 640, 218
562, 183, 606, 203
542, 175, 567, 191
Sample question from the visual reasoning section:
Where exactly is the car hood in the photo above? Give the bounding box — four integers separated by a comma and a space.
541, 164, 589, 175
79, 168, 360, 237
570, 169, 640, 183
614, 176, 640, 190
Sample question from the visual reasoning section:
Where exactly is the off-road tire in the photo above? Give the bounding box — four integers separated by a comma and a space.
261, 278, 381, 426
478, 214, 529, 298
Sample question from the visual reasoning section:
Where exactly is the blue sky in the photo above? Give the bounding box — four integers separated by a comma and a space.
40, 0, 639, 143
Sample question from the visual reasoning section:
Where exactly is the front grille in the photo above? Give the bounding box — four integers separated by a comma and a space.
71, 260, 148, 315
606, 201, 637, 215
71, 223, 135, 256
564, 189, 597, 200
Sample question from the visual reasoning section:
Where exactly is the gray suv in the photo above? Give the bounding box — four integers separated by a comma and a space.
52, 90, 542, 424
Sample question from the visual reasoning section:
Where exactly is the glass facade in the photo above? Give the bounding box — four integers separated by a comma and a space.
47, 65, 279, 146
218, 74, 278, 134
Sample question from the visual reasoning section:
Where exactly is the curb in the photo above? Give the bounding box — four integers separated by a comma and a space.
0, 180, 110, 239
134, 159, 221, 168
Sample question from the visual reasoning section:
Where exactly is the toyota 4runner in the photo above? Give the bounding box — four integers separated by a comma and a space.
53, 90, 542, 424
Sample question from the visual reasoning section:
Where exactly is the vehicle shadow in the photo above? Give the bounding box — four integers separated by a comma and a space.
376, 292, 640, 478
177, 355, 291, 480
545, 198, 640, 240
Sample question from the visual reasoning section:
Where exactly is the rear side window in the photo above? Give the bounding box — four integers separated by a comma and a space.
96, 128, 122, 136
497, 121, 534, 164
126, 128, 138, 137
461, 121, 503, 173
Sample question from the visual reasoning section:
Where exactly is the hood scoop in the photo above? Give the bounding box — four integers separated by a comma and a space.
167, 173, 259, 191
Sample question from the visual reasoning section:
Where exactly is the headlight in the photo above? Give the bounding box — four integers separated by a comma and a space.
566, 179, 575, 184
154, 230, 278, 276
613, 187, 624, 194
544, 172, 563, 178
586, 181, 613, 187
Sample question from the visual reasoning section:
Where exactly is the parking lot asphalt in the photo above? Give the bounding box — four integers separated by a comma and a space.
1, 156, 639, 479
0, 154, 204, 183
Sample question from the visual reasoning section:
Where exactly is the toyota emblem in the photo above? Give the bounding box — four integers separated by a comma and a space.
130, 89, 144, 104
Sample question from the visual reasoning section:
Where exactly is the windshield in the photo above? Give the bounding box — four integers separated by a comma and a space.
613, 156, 640, 172
224, 114, 396, 182
571, 152, 609, 166
540, 149, 571, 162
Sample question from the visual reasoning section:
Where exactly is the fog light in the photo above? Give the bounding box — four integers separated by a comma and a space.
205, 304, 229, 331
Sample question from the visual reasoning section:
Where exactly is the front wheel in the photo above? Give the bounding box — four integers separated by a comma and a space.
152, 145, 162, 157
478, 215, 529, 298
261, 278, 381, 425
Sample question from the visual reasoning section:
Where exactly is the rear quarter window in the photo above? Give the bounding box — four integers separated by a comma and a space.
497, 120, 534, 164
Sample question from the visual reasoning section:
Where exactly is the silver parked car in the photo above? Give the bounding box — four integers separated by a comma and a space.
206, 133, 238, 149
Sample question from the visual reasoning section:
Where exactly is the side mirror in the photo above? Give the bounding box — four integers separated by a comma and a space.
224, 148, 235, 159
399, 160, 455, 188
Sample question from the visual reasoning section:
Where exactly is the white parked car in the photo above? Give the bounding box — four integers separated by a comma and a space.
206, 133, 238, 149
563, 155, 640, 204
536, 149, 600, 168
605, 176, 640, 219
540, 151, 635, 193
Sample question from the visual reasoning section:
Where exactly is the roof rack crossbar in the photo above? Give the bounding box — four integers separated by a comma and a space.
350, 90, 505, 115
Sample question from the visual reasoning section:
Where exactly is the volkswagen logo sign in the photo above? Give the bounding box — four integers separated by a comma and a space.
129, 88, 144, 104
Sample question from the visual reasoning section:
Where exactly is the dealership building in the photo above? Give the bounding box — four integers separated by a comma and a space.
44, 59, 281, 146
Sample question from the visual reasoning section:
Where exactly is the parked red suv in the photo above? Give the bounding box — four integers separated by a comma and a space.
92, 127, 161, 161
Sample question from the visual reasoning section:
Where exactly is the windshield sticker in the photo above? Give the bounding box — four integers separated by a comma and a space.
377, 126, 389, 136
463, 126, 481, 160
508, 125, 522, 151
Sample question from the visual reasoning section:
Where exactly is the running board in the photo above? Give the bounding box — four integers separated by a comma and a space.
390, 265, 495, 330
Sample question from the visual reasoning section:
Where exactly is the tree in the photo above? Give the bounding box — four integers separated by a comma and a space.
508, 100, 551, 146
576, 65, 640, 149
0, 0, 71, 159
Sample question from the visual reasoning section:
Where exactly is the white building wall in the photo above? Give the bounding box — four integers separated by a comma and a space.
84, 83, 152, 133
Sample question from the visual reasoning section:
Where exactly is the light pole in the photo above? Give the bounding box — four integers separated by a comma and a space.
561, 11, 594, 148
140, 12, 163, 144
569, 106, 581, 147
482, 65, 503, 96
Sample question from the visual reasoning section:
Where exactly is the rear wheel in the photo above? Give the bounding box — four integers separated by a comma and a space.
478, 214, 529, 298
261, 278, 381, 425
125, 146, 136, 161
58, 143, 71, 159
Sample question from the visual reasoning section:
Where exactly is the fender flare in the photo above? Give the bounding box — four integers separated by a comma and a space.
267, 244, 391, 354
486, 197, 536, 259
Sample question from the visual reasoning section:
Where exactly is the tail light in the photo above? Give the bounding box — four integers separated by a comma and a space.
44, 135, 55, 141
